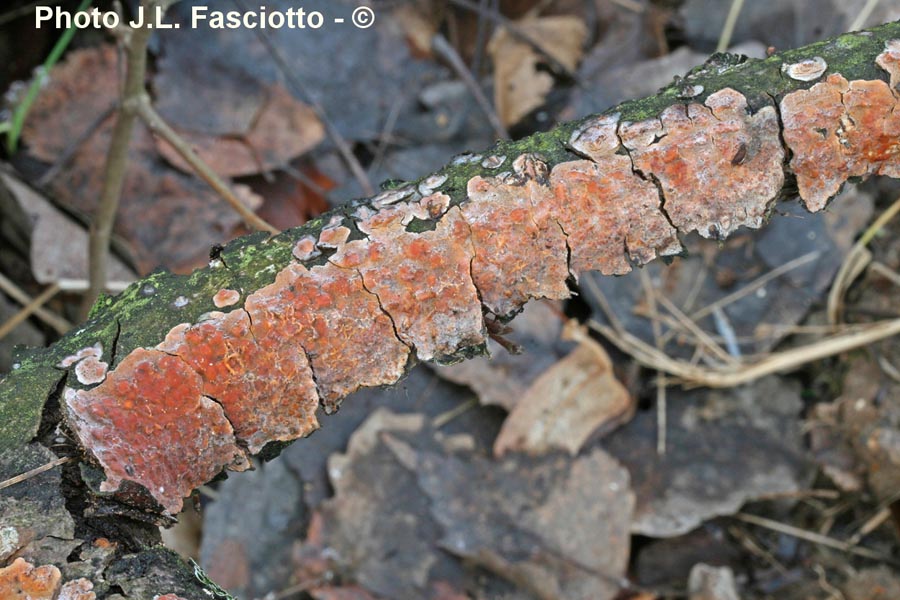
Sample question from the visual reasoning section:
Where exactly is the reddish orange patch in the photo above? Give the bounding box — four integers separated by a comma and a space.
332, 205, 484, 361
463, 155, 570, 316
245, 262, 409, 413
0, 558, 61, 600
64, 349, 250, 513
158, 309, 320, 453
781, 74, 900, 211
620, 88, 784, 238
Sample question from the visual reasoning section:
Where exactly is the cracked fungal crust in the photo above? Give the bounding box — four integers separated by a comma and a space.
781, 47, 900, 211
620, 88, 784, 239
63, 45, 900, 514
246, 261, 409, 414
331, 200, 485, 362
64, 349, 250, 514
463, 155, 570, 316
157, 308, 320, 454
565, 115, 681, 273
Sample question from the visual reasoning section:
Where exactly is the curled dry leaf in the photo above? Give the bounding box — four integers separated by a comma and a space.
489, 15, 588, 126
493, 326, 634, 457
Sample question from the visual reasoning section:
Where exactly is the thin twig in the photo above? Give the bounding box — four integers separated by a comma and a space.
590, 317, 900, 388
0, 271, 70, 334
232, 0, 374, 197
638, 270, 667, 455
828, 194, 900, 324
0, 283, 60, 341
81, 0, 156, 318
692, 251, 821, 321
849, 0, 881, 31
0, 456, 72, 491
447, 0, 581, 82
734, 512, 898, 564
134, 97, 278, 235
432, 33, 509, 140
716, 0, 746, 53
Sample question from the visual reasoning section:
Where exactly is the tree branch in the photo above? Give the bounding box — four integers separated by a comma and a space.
4, 20, 900, 597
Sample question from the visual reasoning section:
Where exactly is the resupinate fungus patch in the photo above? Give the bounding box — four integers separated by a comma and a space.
54, 37, 900, 515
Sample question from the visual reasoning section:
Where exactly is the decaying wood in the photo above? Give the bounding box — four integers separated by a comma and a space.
4, 21, 900, 599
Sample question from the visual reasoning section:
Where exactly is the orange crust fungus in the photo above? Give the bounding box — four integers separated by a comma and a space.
331, 198, 485, 362
212, 289, 241, 308
157, 309, 321, 453
619, 88, 784, 239
559, 115, 681, 274
781, 70, 900, 211
0, 558, 61, 600
245, 262, 409, 413
463, 155, 570, 316
64, 349, 250, 513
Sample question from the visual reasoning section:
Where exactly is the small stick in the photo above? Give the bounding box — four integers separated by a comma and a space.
82, 0, 158, 317
0, 456, 72, 491
690, 251, 821, 321
432, 33, 509, 140
638, 270, 667, 455
0, 271, 70, 334
849, 0, 881, 31
716, 0, 746, 53
734, 512, 897, 564
134, 97, 277, 235
447, 0, 581, 82
0, 282, 60, 341
590, 317, 900, 388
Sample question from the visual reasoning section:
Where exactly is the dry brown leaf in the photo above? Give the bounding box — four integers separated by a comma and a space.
493, 331, 634, 456
489, 16, 587, 126
155, 84, 324, 177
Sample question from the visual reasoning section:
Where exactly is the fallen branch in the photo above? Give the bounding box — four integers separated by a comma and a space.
4, 20, 900, 598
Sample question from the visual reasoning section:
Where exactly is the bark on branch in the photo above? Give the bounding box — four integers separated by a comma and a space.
4, 21, 900, 599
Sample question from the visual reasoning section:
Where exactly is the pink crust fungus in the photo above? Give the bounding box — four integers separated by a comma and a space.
562, 116, 681, 274
58, 342, 109, 385
781, 56, 828, 81
781, 73, 900, 212
157, 308, 321, 453
292, 235, 321, 261
463, 155, 570, 316
58, 343, 102, 368
58, 578, 96, 600
620, 88, 784, 239
244, 262, 409, 413
64, 349, 251, 514
317, 224, 351, 249
331, 199, 485, 362
212, 288, 241, 308
74, 355, 108, 385
876, 39, 900, 90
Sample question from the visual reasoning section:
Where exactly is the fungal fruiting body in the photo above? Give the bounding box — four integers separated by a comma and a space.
61, 41, 900, 514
